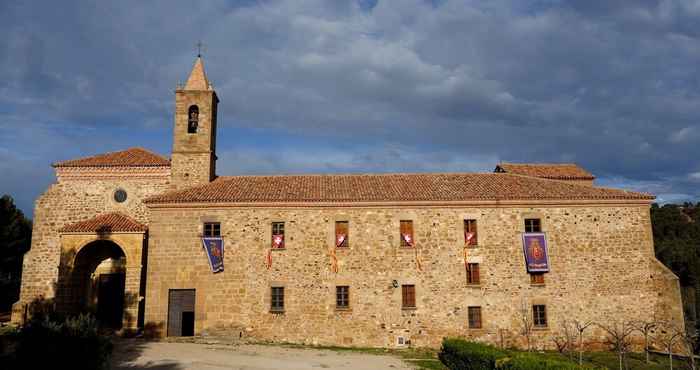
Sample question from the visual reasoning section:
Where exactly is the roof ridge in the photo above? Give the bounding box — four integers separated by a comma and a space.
53, 147, 170, 168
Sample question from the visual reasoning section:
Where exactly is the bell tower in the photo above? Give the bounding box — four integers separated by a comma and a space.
171, 56, 219, 189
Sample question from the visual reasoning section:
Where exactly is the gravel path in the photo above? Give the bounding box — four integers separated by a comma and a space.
112, 340, 415, 370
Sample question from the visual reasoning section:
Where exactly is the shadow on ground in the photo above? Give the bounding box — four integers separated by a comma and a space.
111, 339, 183, 370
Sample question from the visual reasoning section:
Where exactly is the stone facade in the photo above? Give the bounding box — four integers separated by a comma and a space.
14, 56, 685, 350
12, 166, 170, 324
143, 204, 683, 348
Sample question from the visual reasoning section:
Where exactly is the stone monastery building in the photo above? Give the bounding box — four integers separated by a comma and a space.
14, 57, 684, 348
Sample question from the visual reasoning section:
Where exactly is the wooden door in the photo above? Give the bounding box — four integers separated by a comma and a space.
167, 289, 195, 336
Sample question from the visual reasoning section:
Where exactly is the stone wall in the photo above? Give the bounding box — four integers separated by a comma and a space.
12, 166, 170, 322
144, 203, 684, 348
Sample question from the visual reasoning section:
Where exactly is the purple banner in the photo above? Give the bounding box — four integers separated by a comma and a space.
522, 233, 549, 272
202, 237, 224, 273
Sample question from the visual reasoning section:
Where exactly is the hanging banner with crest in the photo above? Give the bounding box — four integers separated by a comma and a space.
402, 233, 423, 272
202, 237, 224, 273
521, 232, 549, 272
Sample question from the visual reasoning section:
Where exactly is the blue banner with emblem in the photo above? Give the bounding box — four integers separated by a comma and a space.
202, 237, 224, 273
522, 232, 549, 272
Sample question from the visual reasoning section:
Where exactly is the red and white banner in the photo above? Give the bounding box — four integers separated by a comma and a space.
336, 233, 347, 248
465, 231, 476, 245
401, 233, 413, 247
272, 234, 284, 249
265, 249, 272, 270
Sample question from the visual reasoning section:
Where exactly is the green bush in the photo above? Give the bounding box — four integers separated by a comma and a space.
497, 353, 597, 369
12, 313, 113, 370
438, 338, 598, 370
439, 338, 507, 370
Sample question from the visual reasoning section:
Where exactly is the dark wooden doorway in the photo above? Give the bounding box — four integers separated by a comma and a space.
167, 289, 195, 336
97, 273, 125, 328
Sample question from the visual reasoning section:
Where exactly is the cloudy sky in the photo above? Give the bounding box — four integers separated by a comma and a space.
2, 0, 700, 217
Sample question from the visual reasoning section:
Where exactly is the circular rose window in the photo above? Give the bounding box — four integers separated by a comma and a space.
114, 189, 127, 203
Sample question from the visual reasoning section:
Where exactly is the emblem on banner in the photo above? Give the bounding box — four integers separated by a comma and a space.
522, 233, 549, 273
202, 237, 224, 273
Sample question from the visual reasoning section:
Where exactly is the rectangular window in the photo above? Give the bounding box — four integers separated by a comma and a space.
466, 263, 480, 285
530, 273, 545, 285
532, 304, 547, 327
335, 221, 349, 248
336, 286, 349, 309
468, 306, 482, 329
203, 222, 221, 237
400, 220, 414, 247
401, 284, 416, 309
271, 287, 284, 312
464, 219, 478, 246
524, 218, 541, 233
271, 222, 285, 249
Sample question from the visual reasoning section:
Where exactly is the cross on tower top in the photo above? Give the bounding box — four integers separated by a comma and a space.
196, 41, 204, 57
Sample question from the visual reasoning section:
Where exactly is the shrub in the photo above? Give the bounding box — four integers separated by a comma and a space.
439, 338, 598, 370
497, 352, 598, 369
13, 313, 112, 370
439, 338, 507, 370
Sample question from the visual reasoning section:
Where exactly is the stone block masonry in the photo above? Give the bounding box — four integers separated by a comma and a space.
144, 204, 683, 348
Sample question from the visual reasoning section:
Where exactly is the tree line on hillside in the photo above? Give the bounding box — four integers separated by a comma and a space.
651, 202, 700, 335
0, 195, 32, 314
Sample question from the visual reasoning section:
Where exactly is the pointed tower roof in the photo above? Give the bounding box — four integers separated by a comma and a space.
184, 56, 211, 90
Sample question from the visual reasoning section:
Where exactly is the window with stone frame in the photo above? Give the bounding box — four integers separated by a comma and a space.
271, 222, 285, 249
532, 304, 547, 327
203, 222, 220, 237
524, 218, 542, 233
335, 221, 349, 248
401, 284, 416, 309
271, 287, 284, 312
466, 263, 480, 285
530, 272, 545, 285
464, 219, 478, 246
400, 220, 414, 247
468, 306, 482, 329
336, 286, 349, 309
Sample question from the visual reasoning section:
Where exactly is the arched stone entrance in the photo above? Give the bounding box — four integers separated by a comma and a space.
71, 240, 127, 328
54, 213, 147, 331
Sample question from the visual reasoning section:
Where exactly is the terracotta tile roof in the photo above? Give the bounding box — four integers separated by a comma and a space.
53, 147, 170, 168
59, 212, 147, 233
144, 173, 652, 205
494, 163, 595, 180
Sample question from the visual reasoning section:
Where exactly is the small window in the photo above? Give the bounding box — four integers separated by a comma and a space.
466, 263, 480, 285
187, 105, 199, 134
272, 222, 285, 249
203, 222, 221, 237
335, 221, 349, 248
400, 220, 414, 247
524, 218, 541, 233
401, 284, 416, 309
468, 306, 482, 329
533, 304, 547, 327
530, 273, 545, 285
336, 286, 349, 309
271, 287, 284, 312
464, 219, 478, 246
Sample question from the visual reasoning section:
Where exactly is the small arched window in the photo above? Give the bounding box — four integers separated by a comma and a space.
187, 105, 199, 133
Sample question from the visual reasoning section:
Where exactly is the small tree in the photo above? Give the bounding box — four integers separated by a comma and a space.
657, 324, 683, 370
572, 319, 594, 365
518, 299, 534, 351
681, 328, 698, 370
598, 320, 635, 370
632, 318, 659, 364
551, 320, 576, 360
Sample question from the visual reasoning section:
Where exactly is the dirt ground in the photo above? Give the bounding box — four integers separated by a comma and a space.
111, 340, 416, 370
